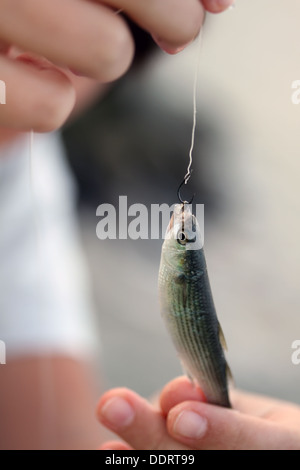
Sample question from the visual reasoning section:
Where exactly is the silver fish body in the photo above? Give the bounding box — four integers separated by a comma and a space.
159, 204, 231, 408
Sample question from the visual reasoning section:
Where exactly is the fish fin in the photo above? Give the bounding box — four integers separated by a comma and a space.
180, 361, 195, 386
218, 322, 228, 351
226, 362, 235, 387
218, 324, 234, 386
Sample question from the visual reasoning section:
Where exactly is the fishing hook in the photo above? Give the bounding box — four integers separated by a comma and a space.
177, 177, 195, 205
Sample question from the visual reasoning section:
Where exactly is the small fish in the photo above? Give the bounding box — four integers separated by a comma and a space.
158, 203, 232, 407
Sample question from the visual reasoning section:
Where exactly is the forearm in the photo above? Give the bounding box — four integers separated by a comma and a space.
0, 356, 106, 450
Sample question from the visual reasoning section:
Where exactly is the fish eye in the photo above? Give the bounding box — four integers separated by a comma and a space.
177, 231, 187, 245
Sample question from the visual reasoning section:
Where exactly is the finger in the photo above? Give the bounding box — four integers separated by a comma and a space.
0, 55, 75, 132
160, 376, 206, 416
167, 400, 300, 450
201, 0, 235, 14
159, 376, 285, 419
101, 0, 205, 53
231, 390, 300, 425
230, 389, 286, 417
99, 441, 133, 450
0, 0, 134, 81
97, 388, 188, 450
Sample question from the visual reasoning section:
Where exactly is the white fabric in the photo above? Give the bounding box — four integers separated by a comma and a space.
0, 132, 98, 358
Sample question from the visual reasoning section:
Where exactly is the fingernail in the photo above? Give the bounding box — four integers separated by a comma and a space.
215, 0, 233, 6
209, 0, 234, 13
173, 411, 207, 439
152, 35, 190, 55
158, 42, 187, 55
101, 397, 135, 429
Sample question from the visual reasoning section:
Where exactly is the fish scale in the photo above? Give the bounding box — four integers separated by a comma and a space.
159, 204, 231, 408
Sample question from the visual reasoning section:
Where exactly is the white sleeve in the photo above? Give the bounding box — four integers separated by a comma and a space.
0, 132, 99, 359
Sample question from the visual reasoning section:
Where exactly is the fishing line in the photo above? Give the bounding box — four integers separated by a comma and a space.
183, 29, 203, 187
181, 7, 235, 196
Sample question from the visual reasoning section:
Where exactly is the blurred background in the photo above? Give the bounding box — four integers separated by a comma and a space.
63, 0, 300, 404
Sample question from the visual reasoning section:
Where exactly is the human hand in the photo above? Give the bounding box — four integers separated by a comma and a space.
0, 0, 234, 133
97, 376, 300, 450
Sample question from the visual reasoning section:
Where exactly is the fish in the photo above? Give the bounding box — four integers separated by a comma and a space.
158, 203, 232, 407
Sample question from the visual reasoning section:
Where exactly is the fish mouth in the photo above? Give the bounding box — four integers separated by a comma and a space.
164, 203, 203, 250
167, 204, 193, 233
165, 204, 195, 239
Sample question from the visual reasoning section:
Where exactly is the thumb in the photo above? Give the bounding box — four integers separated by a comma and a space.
166, 401, 296, 450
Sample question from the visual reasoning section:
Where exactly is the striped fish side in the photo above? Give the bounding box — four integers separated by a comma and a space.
159, 258, 231, 407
